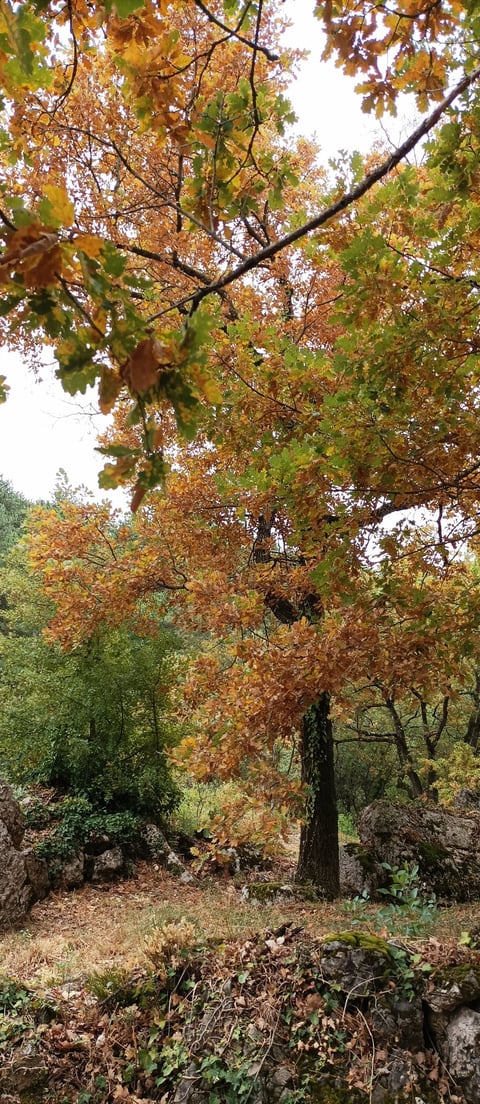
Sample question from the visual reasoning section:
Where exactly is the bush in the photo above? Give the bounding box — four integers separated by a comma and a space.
35, 737, 181, 823
34, 796, 141, 873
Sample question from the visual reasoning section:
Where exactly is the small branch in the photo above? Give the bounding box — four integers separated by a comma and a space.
0, 207, 15, 231
191, 0, 279, 61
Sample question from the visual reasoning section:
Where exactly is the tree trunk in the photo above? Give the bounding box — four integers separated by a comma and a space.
465, 671, 480, 751
296, 693, 340, 899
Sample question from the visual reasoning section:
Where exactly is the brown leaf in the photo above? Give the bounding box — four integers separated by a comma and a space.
122, 337, 163, 394
131, 485, 147, 513
99, 367, 122, 414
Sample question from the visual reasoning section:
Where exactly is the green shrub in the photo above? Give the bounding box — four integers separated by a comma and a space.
36, 736, 181, 823
34, 796, 141, 873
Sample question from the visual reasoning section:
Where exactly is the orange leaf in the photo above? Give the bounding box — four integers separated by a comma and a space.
122, 337, 160, 394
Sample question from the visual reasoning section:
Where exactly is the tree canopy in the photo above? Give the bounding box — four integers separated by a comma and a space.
0, 1, 479, 503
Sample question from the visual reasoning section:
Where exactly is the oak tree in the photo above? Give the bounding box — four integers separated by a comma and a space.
5, 1, 480, 894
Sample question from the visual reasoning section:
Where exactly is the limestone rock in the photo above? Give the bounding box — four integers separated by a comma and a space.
426, 963, 480, 1014
339, 842, 380, 898
60, 851, 85, 889
1, 1046, 49, 1093
320, 932, 392, 997
0, 819, 49, 929
357, 799, 480, 901
91, 846, 124, 883
454, 788, 480, 809
23, 850, 49, 901
0, 781, 24, 848
446, 1007, 480, 1103
371, 993, 424, 1050
142, 823, 196, 883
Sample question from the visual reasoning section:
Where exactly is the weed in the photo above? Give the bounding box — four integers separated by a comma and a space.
144, 916, 199, 984
347, 862, 437, 937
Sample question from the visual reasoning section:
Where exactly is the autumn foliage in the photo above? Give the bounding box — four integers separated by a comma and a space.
4, 1, 480, 891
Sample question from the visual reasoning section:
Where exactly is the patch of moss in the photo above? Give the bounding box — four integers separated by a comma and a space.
244, 881, 321, 903
430, 961, 480, 991
321, 930, 391, 956
343, 843, 377, 874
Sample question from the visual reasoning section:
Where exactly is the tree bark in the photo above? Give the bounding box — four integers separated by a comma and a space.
465, 670, 480, 751
295, 693, 340, 899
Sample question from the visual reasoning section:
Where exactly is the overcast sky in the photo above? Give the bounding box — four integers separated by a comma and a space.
0, 0, 397, 504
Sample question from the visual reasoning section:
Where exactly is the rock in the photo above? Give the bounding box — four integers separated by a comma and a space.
387, 1056, 412, 1096
242, 883, 295, 905
446, 1007, 480, 1103
371, 993, 424, 1050
454, 787, 480, 809
241, 882, 320, 905
356, 800, 480, 901
23, 850, 49, 900
142, 823, 196, 883
0, 821, 43, 928
172, 1061, 203, 1103
60, 850, 85, 889
320, 932, 392, 997
91, 846, 124, 883
0, 781, 50, 928
0, 781, 24, 848
339, 842, 380, 898
426, 963, 480, 1014
265, 1065, 294, 1102
1, 1047, 49, 1093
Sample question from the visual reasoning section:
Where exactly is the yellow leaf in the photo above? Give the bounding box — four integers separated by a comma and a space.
202, 377, 222, 404
43, 185, 75, 228
74, 233, 104, 259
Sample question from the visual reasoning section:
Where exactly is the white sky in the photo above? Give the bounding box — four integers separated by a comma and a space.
0, 0, 409, 503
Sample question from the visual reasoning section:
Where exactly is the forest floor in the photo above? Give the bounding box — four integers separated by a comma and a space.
1, 852, 478, 989
1, 852, 479, 1103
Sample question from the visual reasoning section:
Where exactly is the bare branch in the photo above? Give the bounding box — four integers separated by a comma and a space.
191, 0, 279, 61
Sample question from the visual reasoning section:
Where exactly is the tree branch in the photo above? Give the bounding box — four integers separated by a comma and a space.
191, 0, 279, 61
157, 63, 480, 314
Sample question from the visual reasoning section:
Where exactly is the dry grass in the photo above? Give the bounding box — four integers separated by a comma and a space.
0, 863, 356, 987
1, 857, 478, 988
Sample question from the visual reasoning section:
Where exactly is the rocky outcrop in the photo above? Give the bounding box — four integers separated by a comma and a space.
0, 783, 49, 929
166, 929, 480, 1104
142, 823, 196, 884
340, 799, 480, 902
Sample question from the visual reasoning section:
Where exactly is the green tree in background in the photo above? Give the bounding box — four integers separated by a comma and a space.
0, 528, 184, 820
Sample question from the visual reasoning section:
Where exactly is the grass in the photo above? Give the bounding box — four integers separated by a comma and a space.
0, 856, 477, 989
0, 863, 344, 986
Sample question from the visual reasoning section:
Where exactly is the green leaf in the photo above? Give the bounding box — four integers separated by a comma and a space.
101, 242, 127, 278
104, 0, 145, 15
96, 443, 141, 459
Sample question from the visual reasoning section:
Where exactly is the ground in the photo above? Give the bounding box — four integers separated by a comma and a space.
1, 856, 480, 1103
1, 855, 478, 987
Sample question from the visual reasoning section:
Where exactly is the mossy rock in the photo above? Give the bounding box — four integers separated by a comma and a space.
321, 930, 391, 955
426, 960, 480, 1013
241, 881, 322, 905
319, 930, 395, 997
416, 840, 450, 869
343, 842, 377, 874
